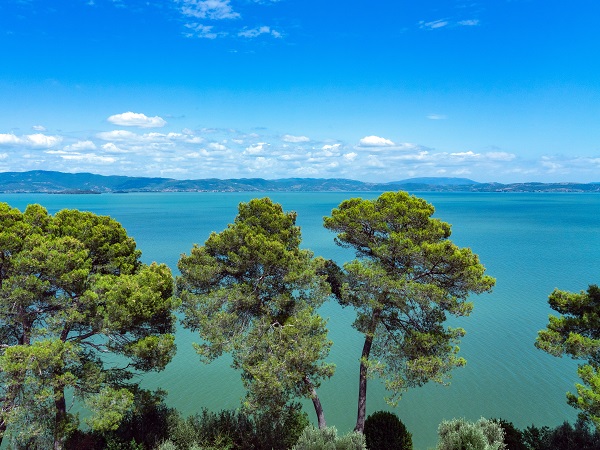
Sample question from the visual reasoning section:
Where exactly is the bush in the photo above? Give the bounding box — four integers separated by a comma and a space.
291, 425, 366, 450
65, 388, 175, 450
436, 417, 505, 450
494, 419, 527, 450
522, 419, 600, 450
163, 404, 308, 450
364, 411, 412, 450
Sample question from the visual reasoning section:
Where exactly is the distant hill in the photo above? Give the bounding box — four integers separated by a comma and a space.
0, 171, 598, 193
391, 177, 479, 186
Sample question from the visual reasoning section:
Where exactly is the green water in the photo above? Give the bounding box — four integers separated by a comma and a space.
2, 191, 598, 449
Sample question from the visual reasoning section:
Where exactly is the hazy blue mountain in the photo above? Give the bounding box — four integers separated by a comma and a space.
0, 171, 598, 193
392, 177, 479, 186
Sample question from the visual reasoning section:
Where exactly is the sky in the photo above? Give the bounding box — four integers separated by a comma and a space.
1, 0, 600, 183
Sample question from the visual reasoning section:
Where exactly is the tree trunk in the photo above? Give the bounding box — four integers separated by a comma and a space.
354, 332, 374, 433
0, 419, 6, 448
304, 376, 326, 429
53, 386, 67, 450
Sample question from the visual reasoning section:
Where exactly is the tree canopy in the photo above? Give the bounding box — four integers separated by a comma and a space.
0, 203, 177, 449
536, 284, 600, 427
323, 191, 495, 431
176, 197, 334, 427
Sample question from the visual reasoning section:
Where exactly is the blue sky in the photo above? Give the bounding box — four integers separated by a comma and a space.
1, 0, 599, 183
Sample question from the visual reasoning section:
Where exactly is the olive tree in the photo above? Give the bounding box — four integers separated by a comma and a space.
0, 203, 176, 449
177, 198, 334, 427
437, 418, 505, 450
323, 191, 495, 432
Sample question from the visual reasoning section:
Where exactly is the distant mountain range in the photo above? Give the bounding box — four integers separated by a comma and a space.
0, 171, 598, 193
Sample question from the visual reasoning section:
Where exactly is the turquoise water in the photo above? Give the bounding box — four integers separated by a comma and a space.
2, 191, 599, 449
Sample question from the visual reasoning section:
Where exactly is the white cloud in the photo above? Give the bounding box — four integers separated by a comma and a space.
184, 23, 219, 39
209, 142, 228, 151
248, 156, 274, 171
358, 135, 395, 147
179, 0, 240, 20
107, 112, 167, 128
0, 133, 62, 148
0, 134, 21, 146
282, 134, 310, 143
60, 153, 117, 164
32, 125, 47, 131
26, 134, 62, 147
343, 152, 358, 162
102, 142, 128, 153
427, 114, 447, 120
244, 142, 268, 155
486, 152, 516, 161
391, 150, 430, 161
367, 155, 385, 167
451, 151, 479, 158
185, 150, 210, 158
238, 26, 282, 38
458, 19, 479, 26
45, 150, 70, 155
97, 130, 139, 141
419, 19, 449, 30
64, 140, 97, 151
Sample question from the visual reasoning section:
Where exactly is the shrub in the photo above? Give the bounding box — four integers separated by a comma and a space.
436, 417, 505, 450
291, 425, 366, 450
364, 411, 412, 450
163, 404, 307, 450
522, 420, 600, 450
494, 419, 527, 450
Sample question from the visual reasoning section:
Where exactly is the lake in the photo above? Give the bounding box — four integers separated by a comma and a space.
2, 191, 598, 449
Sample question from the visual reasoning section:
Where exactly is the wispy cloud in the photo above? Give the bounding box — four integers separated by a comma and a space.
419, 17, 480, 30
175, 0, 284, 40
184, 23, 220, 38
64, 140, 97, 151
419, 19, 449, 30
427, 114, 447, 120
107, 112, 167, 128
282, 134, 309, 143
178, 0, 240, 20
458, 19, 479, 26
238, 26, 281, 38
57, 153, 117, 164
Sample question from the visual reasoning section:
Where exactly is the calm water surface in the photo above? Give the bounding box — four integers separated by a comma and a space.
2, 191, 598, 449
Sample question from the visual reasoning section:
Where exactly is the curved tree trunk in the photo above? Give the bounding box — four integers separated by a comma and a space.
53, 386, 67, 450
304, 376, 326, 429
354, 332, 374, 433
355, 309, 381, 433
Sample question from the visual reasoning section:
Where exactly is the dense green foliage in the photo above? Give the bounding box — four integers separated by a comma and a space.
521, 420, 600, 450
494, 419, 527, 450
65, 389, 308, 450
177, 198, 334, 425
0, 203, 176, 449
536, 284, 600, 427
291, 426, 366, 450
436, 418, 505, 450
323, 191, 495, 431
363, 411, 412, 450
